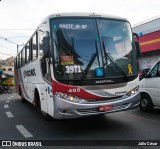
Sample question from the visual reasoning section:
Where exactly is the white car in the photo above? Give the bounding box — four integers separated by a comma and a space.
139, 59, 160, 111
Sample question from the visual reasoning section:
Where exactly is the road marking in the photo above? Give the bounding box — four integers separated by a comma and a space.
16, 125, 33, 138
11, 96, 14, 98
13, 93, 17, 96
123, 112, 160, 124
8, 98, 11, 100
6, 111, 14, 118
6, 100, 9, 103
4, 104, 9, 108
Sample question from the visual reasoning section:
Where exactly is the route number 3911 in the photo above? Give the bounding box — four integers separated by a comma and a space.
65, 65, 81, 73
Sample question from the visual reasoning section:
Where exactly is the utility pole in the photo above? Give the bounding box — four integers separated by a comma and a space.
17, 43, 24, 54
17, 44, 18, 54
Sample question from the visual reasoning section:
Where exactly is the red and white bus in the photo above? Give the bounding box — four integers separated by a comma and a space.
14, 13, 141, 120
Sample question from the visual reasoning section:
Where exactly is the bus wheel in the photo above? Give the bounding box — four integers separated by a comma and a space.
140, 94, 153, 112
19, 87, 26, 103
35, 91, 51, 121
41, 110, 52, 121
21, 97, 26, 103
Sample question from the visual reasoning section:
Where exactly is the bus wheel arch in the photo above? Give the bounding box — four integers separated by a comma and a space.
34, 88, 51, 121
19, 86, 26, 103
34, 88, 41, 108
19, 86, 21, 96
140, 92, 154, 112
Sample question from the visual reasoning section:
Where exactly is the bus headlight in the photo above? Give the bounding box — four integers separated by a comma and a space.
126, 86, 139, 97
55, 92, 84, 103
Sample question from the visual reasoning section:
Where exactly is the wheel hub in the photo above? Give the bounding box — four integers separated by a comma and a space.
141, 99, 148, 107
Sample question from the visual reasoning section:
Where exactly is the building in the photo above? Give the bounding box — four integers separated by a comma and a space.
0, 56, 15, 85
132, 16, 160, 70
1, 56, 14, 72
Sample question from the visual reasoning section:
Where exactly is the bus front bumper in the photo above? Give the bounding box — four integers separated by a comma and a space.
53, 91, 140, 119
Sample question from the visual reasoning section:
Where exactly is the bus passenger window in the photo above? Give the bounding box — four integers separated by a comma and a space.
29, 41, 32, 61
18, 53, 21, 67
26, 42, 30, 63
39, 29, 51, 81
32, 33, 38, 60
21, 49, 25, 66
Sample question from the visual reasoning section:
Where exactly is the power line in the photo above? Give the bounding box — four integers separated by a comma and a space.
7, 36, 30, 38
0, 35, 17, 45
0, 51, 16, 56
0, 34, 25, 54
0, 45, 14, 51
0, 29, 35, 30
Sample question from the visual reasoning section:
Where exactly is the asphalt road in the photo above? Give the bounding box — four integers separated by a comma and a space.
0, 93, 160, 149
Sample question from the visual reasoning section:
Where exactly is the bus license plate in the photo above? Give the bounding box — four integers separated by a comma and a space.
99, 105, 113, 112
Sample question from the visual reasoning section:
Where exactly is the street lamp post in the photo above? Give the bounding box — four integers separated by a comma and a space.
17, 44, 24, 54
17, 44, 18, 54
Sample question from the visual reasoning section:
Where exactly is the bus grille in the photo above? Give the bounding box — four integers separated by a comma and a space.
85, 96, 122, 103
76, 103, 129, 114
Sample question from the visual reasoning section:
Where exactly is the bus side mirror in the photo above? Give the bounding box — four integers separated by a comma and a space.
135, 41, 141, 57
133, 33, 141, 57
42, 36, 50, 53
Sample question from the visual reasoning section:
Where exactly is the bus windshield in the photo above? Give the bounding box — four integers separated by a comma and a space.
51, 18, 137, 81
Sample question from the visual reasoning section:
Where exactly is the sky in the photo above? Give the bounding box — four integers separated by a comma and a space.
0, 0, 160, 60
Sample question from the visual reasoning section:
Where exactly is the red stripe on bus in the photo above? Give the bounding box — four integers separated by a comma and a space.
52, 80, 102, 99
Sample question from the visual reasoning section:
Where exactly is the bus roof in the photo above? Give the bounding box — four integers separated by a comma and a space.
44, 12, 129, 22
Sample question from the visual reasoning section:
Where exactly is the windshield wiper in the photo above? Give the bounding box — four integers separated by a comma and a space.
79, 52, 97, 85
95, 40, 101, 67
102, 41, 129, 82
79, 40, 101, 83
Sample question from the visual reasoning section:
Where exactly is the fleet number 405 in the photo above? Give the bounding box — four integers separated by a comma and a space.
68, 88, 81, 93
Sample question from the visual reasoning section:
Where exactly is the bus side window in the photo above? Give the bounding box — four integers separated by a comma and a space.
32, 32, 38, 60
18, 53, 21, 68
21, 51, 23, 66
25, 46, 27, 64
21, 49, 25, 66
30, 39, 33, 61
39, 29, 51, 81
39, 30, 45, 77
26, 42, 30, 63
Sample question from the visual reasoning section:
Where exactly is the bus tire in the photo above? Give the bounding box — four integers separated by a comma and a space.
35, 90, 51, 121
19, 87, 26, 103
21, 97, 26, 103
41, 110, 52, 121
140, 94, 153, 112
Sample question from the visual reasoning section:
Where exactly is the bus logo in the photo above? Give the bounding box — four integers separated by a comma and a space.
23, 68, 36, 78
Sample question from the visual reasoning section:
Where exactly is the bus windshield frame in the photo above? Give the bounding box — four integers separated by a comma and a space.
50, 17, 138, 84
